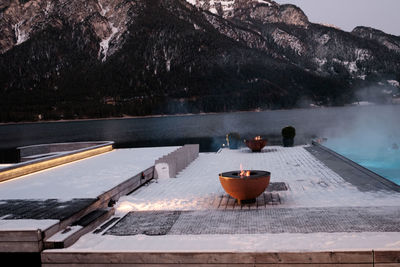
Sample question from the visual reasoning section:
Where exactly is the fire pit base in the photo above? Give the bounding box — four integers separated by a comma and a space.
219, 170, 271, 203
238, 198, 256, 205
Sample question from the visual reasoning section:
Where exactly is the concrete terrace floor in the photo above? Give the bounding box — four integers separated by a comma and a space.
46, 145, 400, 253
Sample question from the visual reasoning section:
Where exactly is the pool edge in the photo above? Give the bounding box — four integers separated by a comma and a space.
310, 140, 400, 193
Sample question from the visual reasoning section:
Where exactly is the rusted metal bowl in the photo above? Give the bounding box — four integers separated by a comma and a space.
219, 170, 271, 203
245, 139, 267, 152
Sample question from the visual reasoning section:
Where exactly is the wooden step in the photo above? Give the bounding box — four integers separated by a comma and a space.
44, 208, 114, 249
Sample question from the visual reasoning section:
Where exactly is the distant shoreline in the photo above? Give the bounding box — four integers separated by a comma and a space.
0, 109, 264, 126
1, 103, 393, 126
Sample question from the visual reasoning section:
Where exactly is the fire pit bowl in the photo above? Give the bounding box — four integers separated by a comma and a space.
219, 170, 271, 204
245, 137, 267, 152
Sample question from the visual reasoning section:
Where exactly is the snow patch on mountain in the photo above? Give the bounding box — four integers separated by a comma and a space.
13, 21, 29, 45
314, 58, 327, 72
355, 48, 372, 61
98, 0, 110, 16
255, 0, 272, 5
317, 34, 330, 45
382, 40, 400, 53
318, 23, 341, 30
98, 24, 118, 62
272, 28, 305, 55
44, 1, 52, 15
333, 58, 358, 74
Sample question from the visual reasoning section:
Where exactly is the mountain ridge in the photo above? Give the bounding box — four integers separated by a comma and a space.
0, 0, 399, 122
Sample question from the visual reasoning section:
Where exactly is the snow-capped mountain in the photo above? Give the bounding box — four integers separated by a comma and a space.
0, 0, 399, 121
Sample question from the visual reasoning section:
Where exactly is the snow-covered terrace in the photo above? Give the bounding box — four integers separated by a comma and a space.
0, 146, 179, 200
0, 146, 181, 253
42, 145, 400, 265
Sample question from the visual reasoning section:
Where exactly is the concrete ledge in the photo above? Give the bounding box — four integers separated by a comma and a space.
154, 144, 199, 178
0, 141, 114, 183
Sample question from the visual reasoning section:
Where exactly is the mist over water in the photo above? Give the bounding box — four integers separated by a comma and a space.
1, 105, 400, 167
323, 105, 400, 184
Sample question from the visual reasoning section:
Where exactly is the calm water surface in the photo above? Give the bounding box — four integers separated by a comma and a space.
1, 105, 399, 160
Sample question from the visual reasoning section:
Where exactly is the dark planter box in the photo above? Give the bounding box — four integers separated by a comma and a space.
229, 139, 240, 149
282, 138, 294, 147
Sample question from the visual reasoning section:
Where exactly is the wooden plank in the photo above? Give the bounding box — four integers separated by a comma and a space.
262, 192, 268, 208
257, 193, 266, 209
375, 251, 400, 263
41, 252, 256, 264
219, 195, 229, 210
141, 166, 154, 184
42, 264, 372, 267
226, 196, 235, 210
41, 251, 375, 265
45, 209, 114, 249
0, 241, 42, 252
265, 193, 273, 205
43, 264, 257, 267
0, 230, 42, 242
215, 195, 223, 209
233, 199, 240, 210
43, 264, 255, 267
249, 200, 257, 210
254, 251, 373, 264
271, 193, 280, 205
42, 200, 103, 240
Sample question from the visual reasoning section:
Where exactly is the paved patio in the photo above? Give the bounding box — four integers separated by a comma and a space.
42, 145, 400, 265
106, 206, 400, 236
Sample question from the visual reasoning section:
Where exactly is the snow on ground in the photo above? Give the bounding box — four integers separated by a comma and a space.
388, 80, 400, 87
115, 146, 400, 213
54, 232, 400, 252
351, 101, 374, 106
0, 146, 179, 200
0, 219, 58, 231
48, 146, 400, 252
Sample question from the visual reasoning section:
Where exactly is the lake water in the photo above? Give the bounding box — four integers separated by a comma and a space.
1, 105, 400, 171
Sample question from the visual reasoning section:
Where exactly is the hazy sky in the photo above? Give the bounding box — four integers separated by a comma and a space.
275, 0, 400, 36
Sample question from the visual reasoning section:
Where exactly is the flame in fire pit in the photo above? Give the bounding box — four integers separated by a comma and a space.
254, 136, 262, 140
239, 163, 251, 177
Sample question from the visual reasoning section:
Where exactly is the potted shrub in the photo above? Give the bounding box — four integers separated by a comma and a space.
281, 126, 296, 147
226, 132, 241, 149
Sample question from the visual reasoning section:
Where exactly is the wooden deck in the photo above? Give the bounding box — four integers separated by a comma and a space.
213, 182, 287, 210
0, 166, 153, 253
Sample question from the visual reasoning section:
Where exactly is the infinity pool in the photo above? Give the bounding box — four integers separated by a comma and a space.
324, 141, 400, 186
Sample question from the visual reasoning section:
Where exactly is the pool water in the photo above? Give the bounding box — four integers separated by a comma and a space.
324, 142, 400, 186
